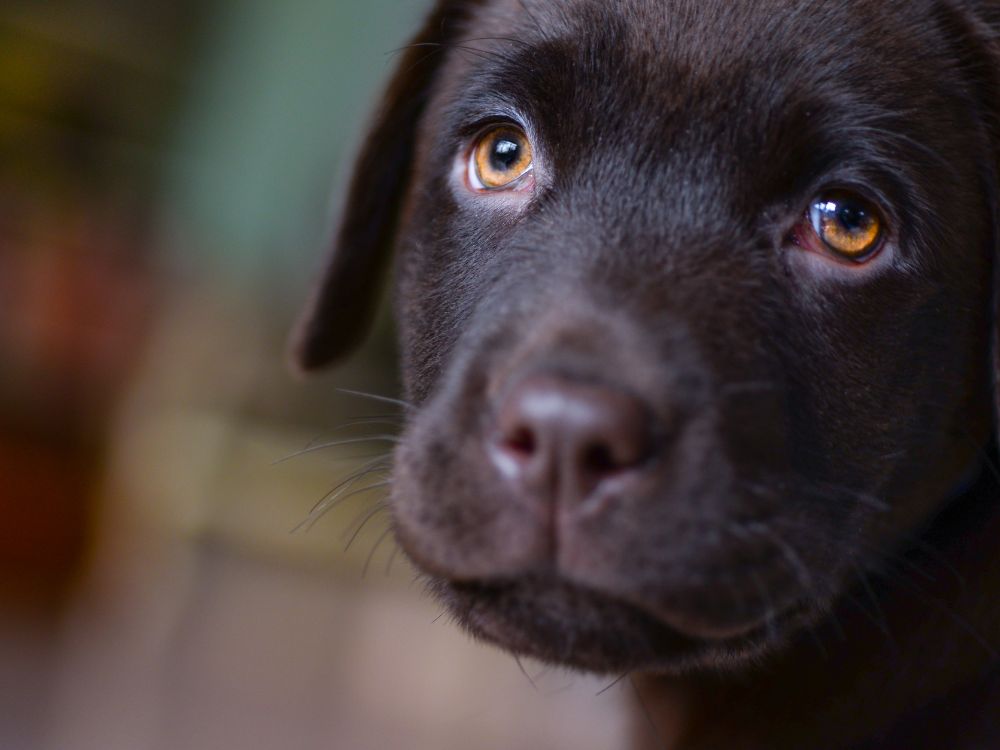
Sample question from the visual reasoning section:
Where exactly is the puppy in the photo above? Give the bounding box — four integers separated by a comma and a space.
293, 1, 1000, 747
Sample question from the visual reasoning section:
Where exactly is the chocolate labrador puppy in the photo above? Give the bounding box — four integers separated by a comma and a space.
293, 0, 1000, 747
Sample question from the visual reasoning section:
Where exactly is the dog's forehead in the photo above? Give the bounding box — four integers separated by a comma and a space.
456, 0, 952, 136
467, 0, 936, 65
446, 0, 952, 161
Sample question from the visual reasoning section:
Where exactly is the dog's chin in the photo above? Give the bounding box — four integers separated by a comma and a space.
429, 575, 809, 674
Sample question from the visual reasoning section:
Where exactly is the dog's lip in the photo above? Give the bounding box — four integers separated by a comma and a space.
446, 571, 802, 646
444, 575, 695, 671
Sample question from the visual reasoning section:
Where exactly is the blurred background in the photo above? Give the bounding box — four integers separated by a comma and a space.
0, 1, 629, 748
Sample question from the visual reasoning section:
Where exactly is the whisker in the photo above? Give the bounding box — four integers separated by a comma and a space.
513, 655, 538, 690
789, 480, 890, 515
344, 502, 390, 553
596, 672, 629, 697
733, 519, 846, 648
390, 41, 506, 66
337, 388, 414, 412
385, 543, 402, 577
295, 476, 391, 533
740, 520, 815, 592
840, 122, 960, 181
337, 483, 392, 521
308, 456, 391, 514
363, 527, 394, 579
517, 0, 549, 40
456, 35, 540, 50
332, 415, 405, 429
630, 677, 668, 750
274, 435, 399, 465
396, 46, 447, 77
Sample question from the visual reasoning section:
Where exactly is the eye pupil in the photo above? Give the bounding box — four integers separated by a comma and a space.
836, 202, 872, 232
490, 138, 521, 172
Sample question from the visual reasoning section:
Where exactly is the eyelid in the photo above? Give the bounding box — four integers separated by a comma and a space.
457, 103, 531, 135
800, 173, 900, 229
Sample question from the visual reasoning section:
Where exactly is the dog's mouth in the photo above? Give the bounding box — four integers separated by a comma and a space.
432, 573, 811, 674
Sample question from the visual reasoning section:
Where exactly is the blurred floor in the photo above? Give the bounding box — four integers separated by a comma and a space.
41, 540, 629, 750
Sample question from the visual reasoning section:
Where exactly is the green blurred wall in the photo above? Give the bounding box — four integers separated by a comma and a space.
165, 0, 426, 277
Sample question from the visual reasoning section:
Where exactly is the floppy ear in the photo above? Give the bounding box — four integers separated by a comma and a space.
291, 1, 471, 372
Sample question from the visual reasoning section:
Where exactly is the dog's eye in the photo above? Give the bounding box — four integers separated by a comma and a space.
469, 126, 533, 191
806, 191, 884, 261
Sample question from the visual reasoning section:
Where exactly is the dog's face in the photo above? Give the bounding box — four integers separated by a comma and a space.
296, 0, 1000, 673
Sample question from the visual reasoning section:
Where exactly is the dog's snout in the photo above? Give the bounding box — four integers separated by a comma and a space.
491, 374, 651, 503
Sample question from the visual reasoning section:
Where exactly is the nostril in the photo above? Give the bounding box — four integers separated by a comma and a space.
503, 426, 537, 460
582, 442, 620, 475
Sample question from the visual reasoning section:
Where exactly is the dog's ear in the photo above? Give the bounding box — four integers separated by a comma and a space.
290, 1, 470, 372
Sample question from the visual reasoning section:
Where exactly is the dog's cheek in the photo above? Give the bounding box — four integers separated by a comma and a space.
776, 258, 990, 574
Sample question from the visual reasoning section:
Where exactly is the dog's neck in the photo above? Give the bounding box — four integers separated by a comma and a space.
635, 462, 1000, 750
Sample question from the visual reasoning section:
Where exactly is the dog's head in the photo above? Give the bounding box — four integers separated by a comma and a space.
294, 0, 1000, 673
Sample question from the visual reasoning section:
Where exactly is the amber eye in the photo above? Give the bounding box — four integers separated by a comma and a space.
470, 125, 533, 191
808, 191, 884, 261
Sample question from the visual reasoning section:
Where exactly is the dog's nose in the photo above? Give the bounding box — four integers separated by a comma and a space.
491, 374, 651, 503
